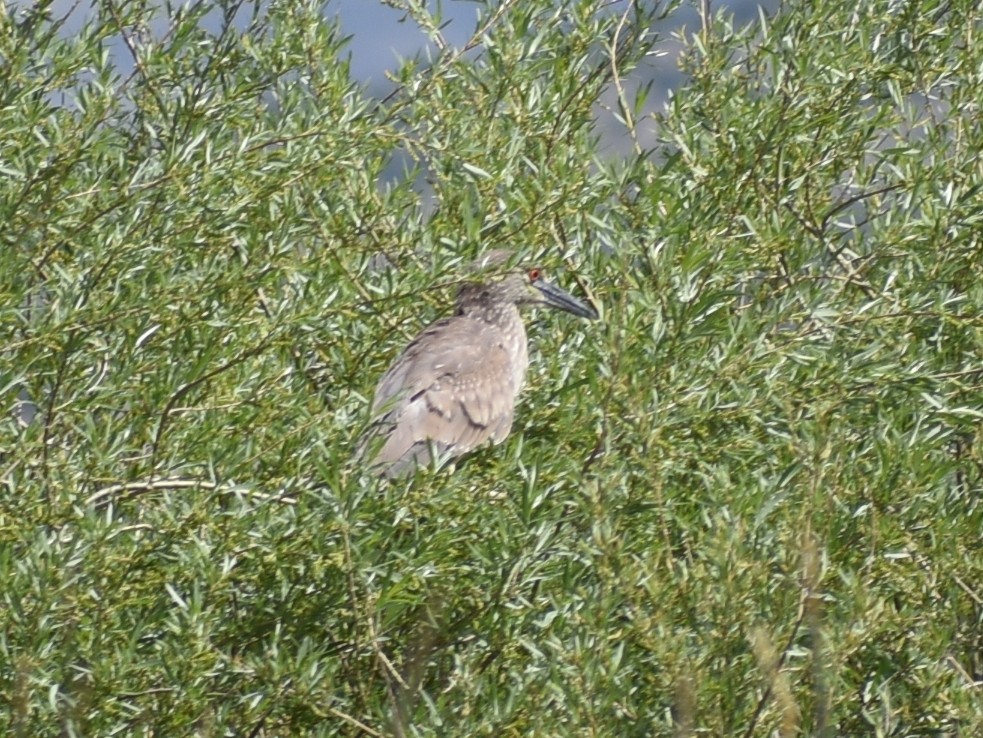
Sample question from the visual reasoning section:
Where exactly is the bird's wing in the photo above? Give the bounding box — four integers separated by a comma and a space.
367, 317, 520, 476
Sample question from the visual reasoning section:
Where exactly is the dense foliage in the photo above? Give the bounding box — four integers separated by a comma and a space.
2, 0, 981, 735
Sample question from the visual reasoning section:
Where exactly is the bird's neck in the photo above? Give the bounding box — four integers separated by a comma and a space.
458, 300, 528, 387
458, 300, 518, 324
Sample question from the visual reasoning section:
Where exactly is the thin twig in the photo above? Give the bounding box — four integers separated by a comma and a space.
699, 0, 711, 47
610, 2, 643, 157
327, 706, 384, 737
85, 478, 297, 507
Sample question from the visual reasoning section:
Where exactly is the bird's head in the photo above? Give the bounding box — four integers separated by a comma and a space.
463, 250, 599, 320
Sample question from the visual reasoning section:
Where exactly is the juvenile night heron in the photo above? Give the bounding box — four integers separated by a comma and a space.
362, 251, 598, 478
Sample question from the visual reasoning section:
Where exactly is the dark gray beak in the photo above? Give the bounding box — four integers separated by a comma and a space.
534, 278, 599, 320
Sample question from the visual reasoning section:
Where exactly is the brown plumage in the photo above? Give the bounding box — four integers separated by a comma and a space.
362, 251, 598, 478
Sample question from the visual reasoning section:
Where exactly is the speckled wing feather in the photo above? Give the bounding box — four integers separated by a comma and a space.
366, 315, 521, 477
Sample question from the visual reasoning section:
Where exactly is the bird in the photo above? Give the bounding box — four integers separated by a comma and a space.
361, 250, 598, 478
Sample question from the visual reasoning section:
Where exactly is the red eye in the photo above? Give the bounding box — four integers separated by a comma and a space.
527, 268, 541, 282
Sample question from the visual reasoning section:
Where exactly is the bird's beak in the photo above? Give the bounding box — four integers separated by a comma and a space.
533, 279, 599, 320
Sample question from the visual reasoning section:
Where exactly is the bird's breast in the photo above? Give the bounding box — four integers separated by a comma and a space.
500, 319, 529, 394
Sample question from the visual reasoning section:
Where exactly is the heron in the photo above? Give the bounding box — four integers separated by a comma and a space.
361, 251, 598, 478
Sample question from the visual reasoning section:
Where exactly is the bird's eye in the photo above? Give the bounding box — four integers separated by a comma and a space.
527, 268, 541, 282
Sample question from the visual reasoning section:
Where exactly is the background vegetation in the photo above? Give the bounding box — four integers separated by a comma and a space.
2, 0, 981, 735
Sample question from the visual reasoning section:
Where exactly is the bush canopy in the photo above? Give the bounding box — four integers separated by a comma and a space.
1, 0, 981, 735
